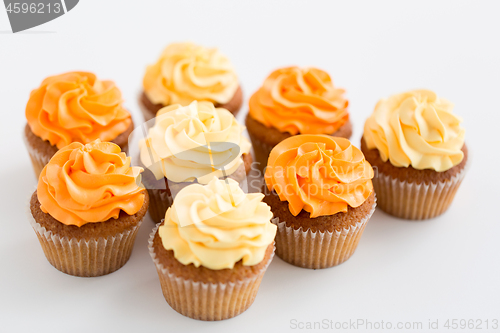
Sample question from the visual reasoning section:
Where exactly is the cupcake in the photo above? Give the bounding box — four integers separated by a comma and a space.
24, 71, 134, 178
361, 89, 468, 220
140, 42, 242, 121
139, 100, 252, 223
149, 177, 277, 320
28, 140, 148, 277
246, 66, 352, 173
264, 135, 376, 269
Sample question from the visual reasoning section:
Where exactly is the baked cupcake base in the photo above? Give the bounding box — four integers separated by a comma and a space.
139, 86, 243, 122
361, 137, 469, 220
149, 222, 275, 321
263, 190, 376, 269
245, 113, 353, 174
29, 190, 149, 277
143, 153, 253, 224
23, 122, 134, 179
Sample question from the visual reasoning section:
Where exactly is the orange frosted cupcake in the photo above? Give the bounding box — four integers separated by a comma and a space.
24, 71, 134, 178
140, 42, 242, 121
246, 67, 352, 173
139, 100, 252, 223
264, 135, 375, 269
149, 177, 276, 320
361, 89, 469, 220
29, 140, 148, 277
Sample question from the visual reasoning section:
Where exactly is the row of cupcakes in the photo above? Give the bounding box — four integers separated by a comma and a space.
25, 41, 468, 321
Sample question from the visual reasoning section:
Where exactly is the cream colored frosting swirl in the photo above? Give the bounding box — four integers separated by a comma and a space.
363, 90, 465, 171
159, 177, 277, 270
140, 101, 251, 183
143, 42, 239, 106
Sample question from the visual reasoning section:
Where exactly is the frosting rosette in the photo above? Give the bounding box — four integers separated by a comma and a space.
265, 135, 374, 218
26, 71, 132, 149
143, 42, 239, 106
159, 177, 276, 270
249, 67, 349, 135
139, 101, 251, 184
363, 89, 465, 171
37, 140, 145, 227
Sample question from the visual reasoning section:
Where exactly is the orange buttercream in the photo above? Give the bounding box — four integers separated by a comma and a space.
37, 140, 145, 227
26, 71, 132, 149
265, 135, 373, 218
249, 67, 349, 135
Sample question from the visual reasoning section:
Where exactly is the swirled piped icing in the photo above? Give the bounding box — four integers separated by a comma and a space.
363, 89, 465, 171
265, 135, 373, 217
139, 101, 251, 184
249, 67, 349, 135
37, 140, 145, 227
26, 71, 132, 149
143, 42, 239, 106
159, 177, 277, 270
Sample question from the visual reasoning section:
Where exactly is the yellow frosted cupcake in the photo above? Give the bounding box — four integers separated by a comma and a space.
139, 100, 252, 223
140, 42, 242, 121
149, 177, 276, 320
361, 89, 469, 220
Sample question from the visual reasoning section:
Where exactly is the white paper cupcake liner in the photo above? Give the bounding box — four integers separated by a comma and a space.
23, 130, 52, 179
27, 198, 144, 277
271, 195, 376, 269
372, 158, 470, 220
148, 223, 275, 321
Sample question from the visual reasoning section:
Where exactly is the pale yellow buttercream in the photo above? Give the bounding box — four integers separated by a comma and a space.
159, 177, 277, 270
363, 90, 465, 171
143, 42, 239, 106
140, 101, 251, 183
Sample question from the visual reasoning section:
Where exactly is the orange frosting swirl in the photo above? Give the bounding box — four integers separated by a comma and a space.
26, 71, 132, 149
249, 67, 349, 135
265, 135, 373, 217
37, 140, 145, 227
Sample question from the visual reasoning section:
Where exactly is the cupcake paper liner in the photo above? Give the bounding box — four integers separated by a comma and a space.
23, 130, 51, 179
148, 223, 275, 321
372, 159, 469, 220
27, 201, 144, 277
271, 195, 377, 269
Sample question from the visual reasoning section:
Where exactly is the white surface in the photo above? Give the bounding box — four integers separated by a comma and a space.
1, 1, 499, 332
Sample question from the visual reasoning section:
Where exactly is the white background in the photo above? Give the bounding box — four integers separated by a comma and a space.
1, 1, 499, 332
